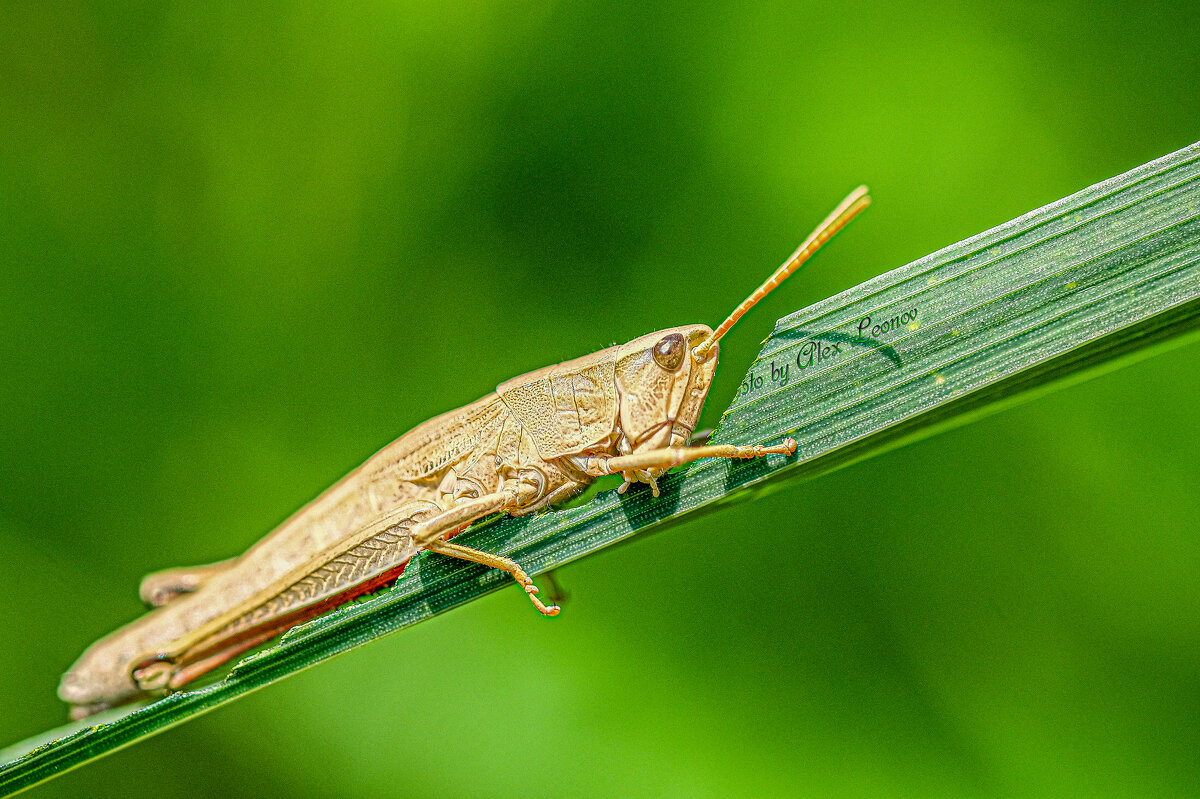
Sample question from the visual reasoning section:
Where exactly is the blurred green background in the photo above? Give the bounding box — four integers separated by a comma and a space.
3, 1, 1200, 796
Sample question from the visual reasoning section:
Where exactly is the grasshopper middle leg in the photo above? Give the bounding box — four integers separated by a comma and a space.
423, 539, 561, 616
410, 488, 560, 616
140, 558, 240, 607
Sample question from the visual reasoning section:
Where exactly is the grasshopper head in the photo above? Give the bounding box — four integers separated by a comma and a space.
613, 324, 717, 453
610, 187, 872, 457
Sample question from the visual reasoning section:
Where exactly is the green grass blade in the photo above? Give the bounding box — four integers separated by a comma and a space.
3, 140, 1199, 795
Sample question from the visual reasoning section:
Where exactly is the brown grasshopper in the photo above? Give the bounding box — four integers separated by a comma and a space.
58, 187, 871, 719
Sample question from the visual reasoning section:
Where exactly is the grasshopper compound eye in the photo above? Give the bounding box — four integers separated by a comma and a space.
653, 333, 686, 370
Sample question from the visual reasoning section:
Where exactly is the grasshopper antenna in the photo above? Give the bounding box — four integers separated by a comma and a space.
693, 185, 871, 361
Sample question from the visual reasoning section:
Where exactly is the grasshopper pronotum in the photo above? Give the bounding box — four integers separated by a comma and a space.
58, 187, 871, 718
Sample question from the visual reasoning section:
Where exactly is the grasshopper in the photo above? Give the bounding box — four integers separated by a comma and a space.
58, 187, 870, 719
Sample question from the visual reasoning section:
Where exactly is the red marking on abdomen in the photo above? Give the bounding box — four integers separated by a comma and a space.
170, 557, 414, 688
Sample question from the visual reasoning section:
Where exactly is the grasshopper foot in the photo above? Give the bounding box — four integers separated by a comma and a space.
525, 584, 561, 616
519, 576, 561, 616
736, 438, 797, 458
769, 437, 797, 456
132, 660, 174, 693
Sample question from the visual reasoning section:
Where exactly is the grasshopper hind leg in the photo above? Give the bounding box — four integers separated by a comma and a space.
139, 557, 238, 607
132, 625, 282, 694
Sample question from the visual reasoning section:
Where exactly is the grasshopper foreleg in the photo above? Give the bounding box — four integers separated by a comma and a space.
582, 438, 798, 496
139, 558, 239, 607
